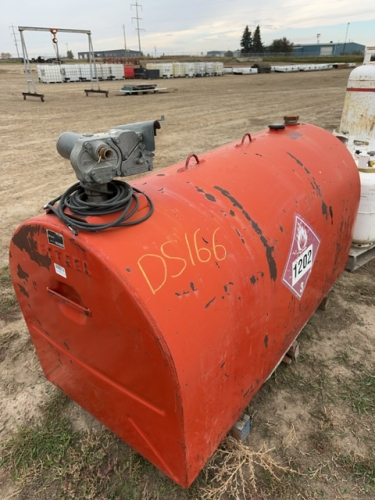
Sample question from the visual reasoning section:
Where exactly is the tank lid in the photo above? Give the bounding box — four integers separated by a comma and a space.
348, 64, 375, 82
268, 123, 285, 130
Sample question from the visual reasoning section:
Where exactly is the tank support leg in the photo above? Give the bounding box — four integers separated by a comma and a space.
282, 340, 300, 364
229, 413, 251, 442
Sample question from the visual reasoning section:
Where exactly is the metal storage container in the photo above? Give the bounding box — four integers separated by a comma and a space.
10, 122, 360, 488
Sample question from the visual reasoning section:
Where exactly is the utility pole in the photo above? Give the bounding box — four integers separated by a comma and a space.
343, 22, 350, 54
10, 25, 20, 58
131, 2, 144, 55
122, 24, 127, 56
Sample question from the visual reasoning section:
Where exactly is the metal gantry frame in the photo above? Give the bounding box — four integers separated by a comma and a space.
18, 26, 109, 101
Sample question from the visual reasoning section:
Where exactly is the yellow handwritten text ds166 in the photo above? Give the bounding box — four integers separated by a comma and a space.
137, 228, 227, 294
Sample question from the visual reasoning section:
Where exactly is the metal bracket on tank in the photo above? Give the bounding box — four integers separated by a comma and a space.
236, 133, 253, 147
177, 153, 202, 173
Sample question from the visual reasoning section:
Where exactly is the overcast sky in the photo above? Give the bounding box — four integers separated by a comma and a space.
1, 0, 374, 58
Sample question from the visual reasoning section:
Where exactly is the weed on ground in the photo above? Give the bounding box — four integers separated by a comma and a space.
0, 266, 20, 323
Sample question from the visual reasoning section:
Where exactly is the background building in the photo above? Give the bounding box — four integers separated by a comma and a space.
293, 42, 365, 56
78, 49, 142, 59
207, 51, 226, 57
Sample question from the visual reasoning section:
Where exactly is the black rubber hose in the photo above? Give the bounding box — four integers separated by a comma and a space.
45, 180, 154, 233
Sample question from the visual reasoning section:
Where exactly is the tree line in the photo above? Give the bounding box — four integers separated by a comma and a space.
240, 25, 294, 54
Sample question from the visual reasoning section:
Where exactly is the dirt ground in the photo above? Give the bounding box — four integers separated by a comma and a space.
0, 64, 374, 499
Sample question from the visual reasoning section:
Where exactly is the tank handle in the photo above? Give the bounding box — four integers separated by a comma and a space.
236, 133, 253, 147
177, 153, 202, 173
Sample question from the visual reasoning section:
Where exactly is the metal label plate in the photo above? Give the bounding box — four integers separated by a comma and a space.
47, 229, 65, 249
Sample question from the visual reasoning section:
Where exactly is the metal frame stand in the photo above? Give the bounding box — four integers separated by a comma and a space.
18, 26, 108, 101
84, 33, 108, 97
20, 30, 45, 102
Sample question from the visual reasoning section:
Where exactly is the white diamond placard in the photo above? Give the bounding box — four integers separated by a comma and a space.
282, 214, 321, 299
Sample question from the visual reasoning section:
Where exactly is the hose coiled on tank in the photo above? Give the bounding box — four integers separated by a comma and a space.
44, 180, 154, 233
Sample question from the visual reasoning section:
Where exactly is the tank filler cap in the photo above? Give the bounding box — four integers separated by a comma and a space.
268, 123, 285, 130
284, 115, 299, 125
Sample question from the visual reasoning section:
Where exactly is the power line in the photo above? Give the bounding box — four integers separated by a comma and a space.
131, 2, 145, 54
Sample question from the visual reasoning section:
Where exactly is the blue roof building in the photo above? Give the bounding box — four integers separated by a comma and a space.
293, 42, 365, 56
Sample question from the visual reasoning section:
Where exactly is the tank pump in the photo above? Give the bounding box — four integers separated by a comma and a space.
46, 117, 164, 233
56, 117, 164, 188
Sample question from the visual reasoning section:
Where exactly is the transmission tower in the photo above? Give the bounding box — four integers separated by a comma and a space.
131, 2, 145, 54
10, 25, 20, 58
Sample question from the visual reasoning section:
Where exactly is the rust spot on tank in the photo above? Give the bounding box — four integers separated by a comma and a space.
183, 291, 189, 295
264, 334, 269, 348
126, 268, 131, 273
84, 262, 90, 277
156, 173, 165, 176
175, 292, 181, 297
205, 296, 216, 308
287, 152, 325, 200
17, 283, 29, 298
195, 185, 216, 202
329, 206, 334, 224
221, 362, 225, 368
287, 152, 305, 169
190, 282, 197, 292
213, 186, 277, 281
243, 388, 251, 398
280, 226, 284, 232
322, 201, 328, 220
250, 275, 256, 284
230, 210, 235, 217
17, 264, 29, 281
202, 237, 209, 244
63, 341, 70, 351
69, 239, 86, 253
12, 225, 51, 269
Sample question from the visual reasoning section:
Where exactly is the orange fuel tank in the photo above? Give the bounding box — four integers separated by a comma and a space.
9, 122, 360, 487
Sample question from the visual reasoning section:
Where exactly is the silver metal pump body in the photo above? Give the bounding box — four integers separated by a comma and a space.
56, 118, 163, 187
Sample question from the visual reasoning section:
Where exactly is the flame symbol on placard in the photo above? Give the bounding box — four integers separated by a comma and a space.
296, 224, 308, 252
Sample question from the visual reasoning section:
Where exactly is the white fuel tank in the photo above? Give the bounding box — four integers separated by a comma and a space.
336, 47, 375, 245
338, 61, 375, 148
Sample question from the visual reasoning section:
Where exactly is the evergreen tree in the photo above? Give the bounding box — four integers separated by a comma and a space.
240, 26, 253, 54
268, 37, 294, 53
253, 26, 264, 53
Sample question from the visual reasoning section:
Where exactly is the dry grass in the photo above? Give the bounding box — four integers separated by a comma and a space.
199, 437, 299, 500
